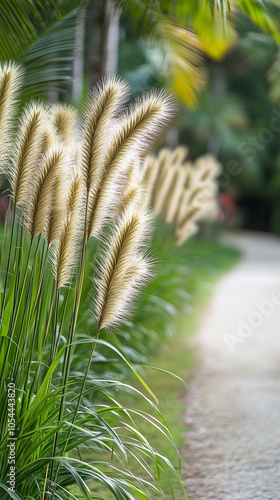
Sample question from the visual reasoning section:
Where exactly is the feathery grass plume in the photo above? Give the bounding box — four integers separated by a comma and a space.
176, 221, 198, 246
174, 176, 211, 227
81, 77, 130, 194
176, 203, 202, 231
193, 154, 221, 182
115, 160, 142, 217
171, 161, 193, 224
93, 208, 153, 330
117, 184, 143, 218
51, 172, 84, 289
173, 155, 220, 244
44, 164, 74, 247
51, 103, 77, 144
174, 198, 202, 245
162, 166, 188, 223
86, 89, 176, 239
153, 166, 175, 215
122, 159, 140, 194
40, 123, 56, 157
187, 181, 212, 205
146, 145, 220, 245
169, 145, 188, 166
0, 62, 22, 173
10, 102, 47, 207
182, 161, 192, 188
200, 198, 219, 221
151, 146, 188, 211
24, 146, 69, 241
141, 155, 160, 207
150, 148, 171, 207
188, 155, 220, 218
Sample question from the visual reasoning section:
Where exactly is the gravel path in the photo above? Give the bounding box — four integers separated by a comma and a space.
183, 231, 280, 500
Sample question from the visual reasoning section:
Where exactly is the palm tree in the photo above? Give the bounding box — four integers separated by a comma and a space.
115, 0, 280, 106
0, 0, 82, 101
0, 0, 279, 106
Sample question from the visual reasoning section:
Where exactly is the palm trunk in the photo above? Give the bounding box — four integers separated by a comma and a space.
88, 0, 120, 87
72, 8, 85, 105
103, 0, 120, 76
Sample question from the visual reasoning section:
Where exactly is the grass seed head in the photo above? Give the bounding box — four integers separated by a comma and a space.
24, 145, 70, 240
51, 103, 77, 144
10, 101, 47, 207
86, 86, 176, 240
51, 172, 84, 289
0, 62, 23, 174
93, 208, 153, 330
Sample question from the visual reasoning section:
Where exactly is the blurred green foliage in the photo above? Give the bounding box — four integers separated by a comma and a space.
2, 0, 280, 230
118, 7, 280, 233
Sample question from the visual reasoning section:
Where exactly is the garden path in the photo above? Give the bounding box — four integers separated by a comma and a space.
183, 231, 280, 500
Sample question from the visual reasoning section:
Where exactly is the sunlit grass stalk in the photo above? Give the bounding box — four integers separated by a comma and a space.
9, 223, 24, 331
57, 325, 101, 462
0, 235, 33, 389
34, 280, 57, 388
0, 212, 8, 275
50, 288, 60, 363
9, 236, 41, 384
49, 210, 88, 486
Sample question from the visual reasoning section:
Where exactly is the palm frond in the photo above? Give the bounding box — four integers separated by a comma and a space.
0, 2, 81, 100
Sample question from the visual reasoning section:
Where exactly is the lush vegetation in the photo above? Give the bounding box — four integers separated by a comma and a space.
0, 0, 278, 498
0, 67, 184, 499
118, 4, 280, 233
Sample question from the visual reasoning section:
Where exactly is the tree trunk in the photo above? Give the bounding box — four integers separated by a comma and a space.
72, 8, 85, 105
103, 0, 120, 76
88, 0, 120, 88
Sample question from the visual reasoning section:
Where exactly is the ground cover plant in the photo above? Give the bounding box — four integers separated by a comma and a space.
0, 61, 186, 499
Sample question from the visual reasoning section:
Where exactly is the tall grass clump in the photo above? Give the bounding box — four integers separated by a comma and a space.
0, 63, 191, 499
142, 146, 220, 245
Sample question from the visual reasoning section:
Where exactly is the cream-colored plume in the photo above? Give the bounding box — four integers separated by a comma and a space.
116, 159, 142, 217
141, 155, 160, 208
86, 88, 175, 239
40, 124, 56, 157
81, 77, 130, 194
150, 148, 171, 207
148, 146, 220, 245
162, 166, 188, 223
152, 146, 188, 213
169, 145, 188, 166
176, 221, 198, 246
93, 208, 153, 330
0, 62, 22, 173
51, 103, 77, 144
193, 154, 221, 182
10, 102, 47, 207
51, 172, 84, 289
44, 163, 73, 247
24, 145, 69, 240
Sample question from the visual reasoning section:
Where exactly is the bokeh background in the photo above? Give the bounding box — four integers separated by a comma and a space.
1, 0, 280, 234
1, 3, 280, 499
